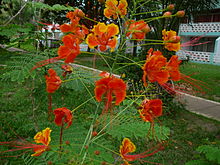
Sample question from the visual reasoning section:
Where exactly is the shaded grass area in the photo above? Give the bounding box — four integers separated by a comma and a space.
180, 62, 220, 102
0, 48, 220, 165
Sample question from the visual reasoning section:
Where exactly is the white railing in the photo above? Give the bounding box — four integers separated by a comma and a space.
179, 22, 220, 33
177, 50, 214, 63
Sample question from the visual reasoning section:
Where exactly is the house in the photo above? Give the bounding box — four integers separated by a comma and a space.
177, 4, 220, 65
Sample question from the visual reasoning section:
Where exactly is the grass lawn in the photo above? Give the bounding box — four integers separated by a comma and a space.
180, 62, 220, 102
0, 48, 220, 165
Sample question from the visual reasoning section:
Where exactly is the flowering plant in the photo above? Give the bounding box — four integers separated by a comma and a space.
1, 1, 204, 164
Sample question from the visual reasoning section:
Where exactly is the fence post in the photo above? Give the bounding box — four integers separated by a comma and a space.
213, 37, 220, 64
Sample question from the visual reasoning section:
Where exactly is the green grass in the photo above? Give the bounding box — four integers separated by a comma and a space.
0, 48, 220, 165
180, 62, 220, 102
75, 52, 112, 72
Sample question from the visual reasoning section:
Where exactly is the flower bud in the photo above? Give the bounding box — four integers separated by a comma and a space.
65, 140, 70, 145
75, 9, 85, 18
94, 150, 100, 155
92, 131, 98, 137
170, 36, 181, 43
142, 24, 150, 33
47, 161, 52, 165
176, 10, 185, 17
167, 4, 175, 10
163, 11, 172, 18
98, 0, 105, 4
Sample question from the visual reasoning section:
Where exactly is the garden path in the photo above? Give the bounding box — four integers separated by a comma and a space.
1, 44, 219, 122
177, 93, 220, 121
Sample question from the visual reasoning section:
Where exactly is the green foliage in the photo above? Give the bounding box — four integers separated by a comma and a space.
0, 24, 34, 44
185, 145, 220, 165
62, 66, 97, 92
27, 2, 75, 11
1, 53, 46, 83
197, 145, 220, 164
106, 115, 170, 141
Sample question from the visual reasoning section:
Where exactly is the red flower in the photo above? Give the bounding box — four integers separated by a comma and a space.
45, 69, 62, 93
95, 75, 126, 107
166, 55, 181, 81
66, 9, 85, 20
139, 99, 163, 122
120, 138, 164, 164
60, 9, 88, 42
58, 34, 80, 63
142, 49, 182, 86
126, 20, 150, 41
61, 64, 73, 77
142, 49, 169, 86
54, 107, 73, 128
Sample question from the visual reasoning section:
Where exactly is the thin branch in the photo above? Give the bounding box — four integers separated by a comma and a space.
4, 3, 27, 25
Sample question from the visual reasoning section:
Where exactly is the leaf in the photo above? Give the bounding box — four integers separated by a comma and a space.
185, 160, 210, 165
1, 54, 47, 83
197, 145, 220, 164
62, 67, 97, 91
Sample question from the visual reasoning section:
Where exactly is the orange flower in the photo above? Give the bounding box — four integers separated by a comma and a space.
104, 0, 128, 19
126, 20, 150, 41
162, 29, 181, 51
139, 99, 163, 122
53, 107, 73, 128
95, 75, 126, 107
0, 128, 52, 157
45, 69, 62, 93
60, 9, 88, 43
142, 49, 169, 86
120, 138, 164, 164
66, 9, 85, 20
32, 128, 52, 156
58, 34, 80, 63
86, 22, 119, 52
142, 49, 182, 86
61, 64, 73, 77
166, 55, 181, 81
60, 23, 88, 42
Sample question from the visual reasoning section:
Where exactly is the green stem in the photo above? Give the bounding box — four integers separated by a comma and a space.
47, 93, 52, 121
62, 76, 99, 83
132, 9, 165, 16
59, 121, 64, 155
95, 96, 141, 138
127, 39, 164, 42
144, 15, 175, 23
135, 0, 151, 10
83, 16, 98, 24
80, 104, 100, 164
123, 43, 164, 51
71, 97, 94, 113
93, 142, 120, 156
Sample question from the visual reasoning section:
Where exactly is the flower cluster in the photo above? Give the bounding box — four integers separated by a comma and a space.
104, 0, 128, 19
125, 20, 150, 41
142, 48, 181, 86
